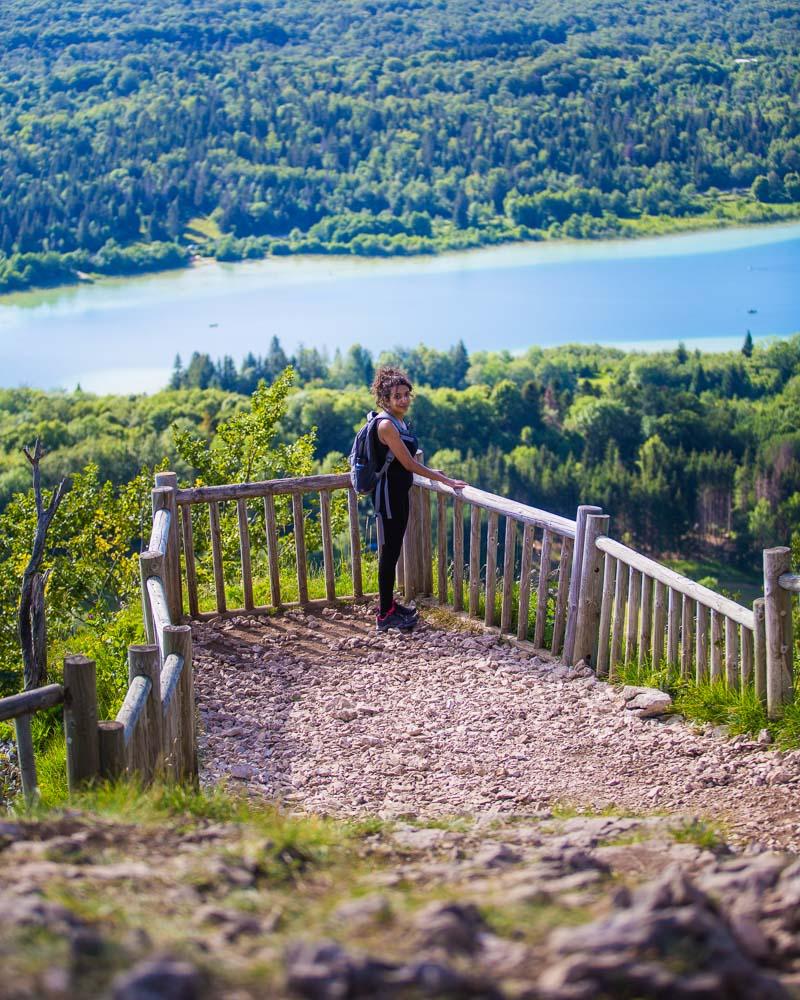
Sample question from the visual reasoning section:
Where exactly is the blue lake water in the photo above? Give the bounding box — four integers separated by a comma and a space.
1, 221, 799, 394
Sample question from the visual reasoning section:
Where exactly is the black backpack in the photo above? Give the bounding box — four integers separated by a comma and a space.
348, 410, 407, 494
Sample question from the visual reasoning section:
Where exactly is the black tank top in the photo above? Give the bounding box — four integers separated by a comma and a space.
372, 414, 418, 495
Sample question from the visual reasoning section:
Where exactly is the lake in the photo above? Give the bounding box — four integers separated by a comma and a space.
2, 221, 799, 394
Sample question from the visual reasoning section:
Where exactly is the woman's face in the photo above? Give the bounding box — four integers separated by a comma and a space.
386, 383, 412, 416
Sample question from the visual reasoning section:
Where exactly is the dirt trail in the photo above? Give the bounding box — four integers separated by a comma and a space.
194, 603, 800, 851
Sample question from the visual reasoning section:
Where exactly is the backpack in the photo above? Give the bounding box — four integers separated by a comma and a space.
348, 410, 406, 494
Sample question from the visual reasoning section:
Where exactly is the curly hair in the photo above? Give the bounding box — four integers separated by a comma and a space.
371, 366, 413, 408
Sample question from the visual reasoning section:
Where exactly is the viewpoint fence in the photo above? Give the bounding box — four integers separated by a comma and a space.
4, 467, 796, 800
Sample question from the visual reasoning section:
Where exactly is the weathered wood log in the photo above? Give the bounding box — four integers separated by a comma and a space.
710, 610, 723, 682
208, 501, 226, 613
437, 493, 448, 605
453, 500, 465, 611
741, 626, 754, 690
98, 721, 125, 782
563, 505, 602, 665
778, 572, 800, 592
551, 536, 573, 656
695, 602, 709, 682
14, 713, 37, 804
160, 653, 182, 780
139, 549, 163, 645
403, 486, 421, 600
500, 516, 517, 633
469, 505, 482, 618
596, 554, 616, 677
0, 683, 64, 723
180, 505, 199, 619
176, 474, 350, 505
764, 546, 793, 719
146, 575, 170, 659
154, 473, 182, 622
149, 507, 170, 556
516, 523, 534, 641
637, 575, 653, 670
651, 581, 666, 669
753, 598, 766, 703
666, 587, 680, 667
533, 528, 553, 649
117, 676, 151, 754
127, 645, 162, 782
63, 655, 99, 791
263, 494, 281, 608
421, 484, 433, 596
292, 493, 309, 605
596, 537, 754, 630
624, 568, 641, 663
484, 512, 499, 627
347, 489, 363, 599
681, 596, 695, 679
320, 491, 336, 602
237, 498, 254, 611
609, 558, 628, 678
573, 513, 610, 668
725, 615, 738, 688
164, 625, 195, 781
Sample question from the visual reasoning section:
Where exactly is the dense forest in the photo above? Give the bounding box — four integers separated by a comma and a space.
2, 335, 798, 569
1, 0, 799, 291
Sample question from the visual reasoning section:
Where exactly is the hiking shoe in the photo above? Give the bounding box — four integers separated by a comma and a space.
376, 609, 416, 632
394, 601, 419, 620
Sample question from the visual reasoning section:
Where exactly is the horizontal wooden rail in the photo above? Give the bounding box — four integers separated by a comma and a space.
414, 477, 577, 538
146, 576, 171, 651
149, 508, 171, 556
116, 675, 151, 747
779, 573, 800, 594
176, 473, 350, 506
0, 683, 64, 723
596, 536, 754, 630
161, 654, 183, 712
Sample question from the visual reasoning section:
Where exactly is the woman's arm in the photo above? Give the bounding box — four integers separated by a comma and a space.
377, 420, 467, 491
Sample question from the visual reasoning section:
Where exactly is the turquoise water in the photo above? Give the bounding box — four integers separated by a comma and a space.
1, 221, 799, 394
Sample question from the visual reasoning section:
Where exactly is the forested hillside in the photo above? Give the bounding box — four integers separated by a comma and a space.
1, 0, 799, 291
2, 336, 798, 571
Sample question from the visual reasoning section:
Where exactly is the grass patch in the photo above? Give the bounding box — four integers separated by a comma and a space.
670, 818, 727, 852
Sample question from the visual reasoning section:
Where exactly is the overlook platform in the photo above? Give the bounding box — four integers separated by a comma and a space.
191, 602, 800, 853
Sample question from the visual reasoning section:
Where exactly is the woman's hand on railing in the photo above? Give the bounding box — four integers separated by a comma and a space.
428, 469, 467, 491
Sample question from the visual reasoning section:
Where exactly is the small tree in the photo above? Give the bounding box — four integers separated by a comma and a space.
18, 440, 67, 690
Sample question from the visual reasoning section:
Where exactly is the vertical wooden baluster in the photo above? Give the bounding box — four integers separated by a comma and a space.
710, 609, 723, 682
347, 488, 363, 599
320, 491, 336, 602
516, 523, 534, 641
292, 493, 309, 605
609, 559, 628, 680
264, 493, 281, 608
651, 581, 666, 670
421, 486, 433, 595
236, 498, 254, 611
741, 626, 754, 690
208, 501, 226, 613
469, 505, 482, 618
666, 586, 679, 667
437, 493, 448, 605
484, 512, 499, 627
638, 575, 653, 669
180, 504, 199, 619
624, 568, 640, 664
596, 554, 616, 678
500, 517, 517, 633
533, 528, 553, 649
695, 602, 709, 682
681, 596, 695, 679
551, 537, 573, 656
753, 598, 766, 704
453, 499, 464, 611
725, 616, 738, 688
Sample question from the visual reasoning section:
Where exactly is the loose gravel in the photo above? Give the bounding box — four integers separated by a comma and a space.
193, 603, 800, 851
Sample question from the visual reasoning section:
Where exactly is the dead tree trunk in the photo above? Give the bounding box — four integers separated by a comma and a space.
19, 440, 67, 690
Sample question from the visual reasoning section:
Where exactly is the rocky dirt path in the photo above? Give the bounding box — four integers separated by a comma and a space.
193, 604, 800, 852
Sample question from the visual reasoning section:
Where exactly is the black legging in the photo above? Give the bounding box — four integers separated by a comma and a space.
377, 487, 409, 614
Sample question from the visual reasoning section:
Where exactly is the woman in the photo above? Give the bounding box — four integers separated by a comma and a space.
370, 366, 467, 632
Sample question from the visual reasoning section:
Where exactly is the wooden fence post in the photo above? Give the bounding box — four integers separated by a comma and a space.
753, 598, 767, 705
763, 547, 794, 719
572, 513, 610, 668
163, 625, 196, 782
154, 472, 182, 623
98, 721, 125, 781
14, 714, 37, 804
128, 645, 163, 782
563, 504, 602, 665
139, 549, 164, 646
63, 655, 99, 791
